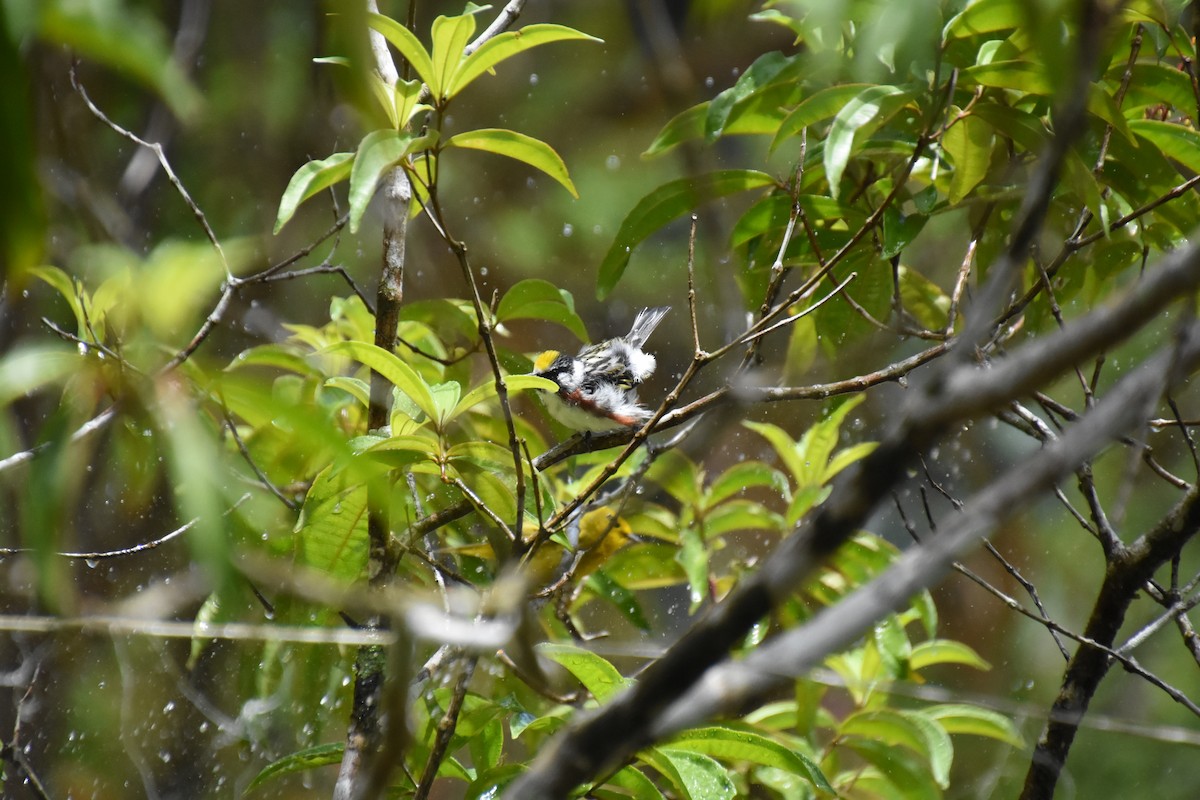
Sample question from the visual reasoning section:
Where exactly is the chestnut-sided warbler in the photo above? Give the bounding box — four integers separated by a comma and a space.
532, 307, 669, 432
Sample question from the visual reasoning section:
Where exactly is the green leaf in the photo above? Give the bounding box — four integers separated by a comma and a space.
925, 704, 1025, 748
943, 113, 993, 204
227, 344, 320, 377
656, 750, 736, 800
361, 433, 440, 469
348, 130, 428, 233
29, 266, 87, 334
742, 421, 806, 488
842, 710, 952, 789
1128, 120, 1200, 175
246, 742, 344, 792
667, 725, 834, 793
824, 85, 915, 197
897, 266, 950, 330
449, 24, 603, 98
770, 83, 872, 153
881, 208, 928, 259
644, 103, 708, 158
274, 152, 354, 233
822, 441, 878, 483
537, 642, 630, 702
598, 170, 775, 300
293, 466, 369, 582
584, 570, 651, 631
321, 340, 437, 421
705, 461, 786, 507
496, 278, 587, 340
677, 527, 709, 611
604, 764, 666, 800
942, 0, 1023, 41
910, 639, 991, 672
367, 12, 435, 88
846, 738, 941, 800
429, 9, 481, 100
445, 128, 578, 198
706, 51, 796, 141
450, 374, 558, 421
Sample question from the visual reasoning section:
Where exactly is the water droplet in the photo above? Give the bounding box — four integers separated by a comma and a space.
606, 154, 621, 170
84, 558, 98, 569
480, 266, 489, 276
529, 73, 539, 86
704, 76, 714, 88
562, 223, 574, 237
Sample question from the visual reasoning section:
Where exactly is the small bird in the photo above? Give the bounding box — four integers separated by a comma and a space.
532, 307, 669, 432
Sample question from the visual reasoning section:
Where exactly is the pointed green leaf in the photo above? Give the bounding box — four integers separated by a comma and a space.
348, 130, 426, 233
942, 0, 1023, 40
645, 103, 707, 158
495, 278, 587, 339
449, 24, 602, 98
0, 345, 79, 408
29, 266, 87, 334
770, 83, 872, 153
667, 725, 834, 793
706, 51, 796, 141
584, 570, 651, 631
1129, 119, 1200, 175
598, 170, 775, 300
925, 704, 1025, 748
321, 340, 437, 421
824, 85, 915, 197
367, 12, 435, 88
537, 642, 630, 702
450, 374, 558, 421
274, 152, 354, 234
293, 466, 369, 581
897, 265, 950, 330
943, 113, 993, 204
430, 10, 479, 99
445, 128, 578, 198
656, 750, 736, 800
246, 742, 345, 792
910, 639, 991, 671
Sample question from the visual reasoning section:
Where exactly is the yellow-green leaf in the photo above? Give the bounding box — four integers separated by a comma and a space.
444, 128, 578, 198
448, 24, 602, 98
274, 152, 354, 234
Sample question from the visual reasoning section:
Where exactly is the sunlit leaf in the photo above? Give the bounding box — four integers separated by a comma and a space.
667, 725, 835, 793
537, 642, 631, 702
824, 85, 915, 197
368, 12, 435, 88
449, 374, 558, 421
444, 128, 578, 198
429, 9, 480, 99
348, 130, 430, 233
846, 738, 941, 800
1128, 119, 1200, 175
449, 24, 603, 98
910, 639, 991, 672
598, 170, 775, 300
706, 51, 797, 140
321, 340, 437, 421
925, 704, 1025, 748
655, 749, 736, 800
770, 83, 872, 153
897, 265, 950, 330
495, 278, 587, 340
